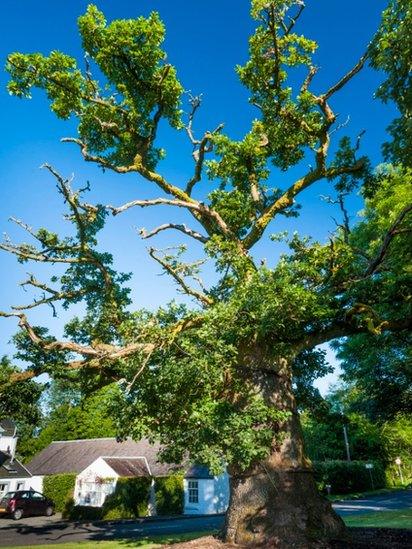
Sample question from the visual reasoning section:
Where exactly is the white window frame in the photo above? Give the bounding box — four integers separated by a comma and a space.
16, 482, 25, 491
188, 480, 199, 504
0, 482, 10, 497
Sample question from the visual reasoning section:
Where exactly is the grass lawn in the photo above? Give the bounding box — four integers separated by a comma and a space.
343, 508, 412, 529
0, 530, 216, 549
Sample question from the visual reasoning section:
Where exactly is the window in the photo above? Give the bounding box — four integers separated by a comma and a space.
0, 483, 9, 498
30, 492, 45, 500
16, 482, 25, 491
188, 480, 199, 504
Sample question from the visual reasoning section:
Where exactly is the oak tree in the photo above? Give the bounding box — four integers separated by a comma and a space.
1, 1, 411, 546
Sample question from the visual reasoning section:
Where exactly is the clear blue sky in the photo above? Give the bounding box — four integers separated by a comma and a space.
0, 1, 395, 392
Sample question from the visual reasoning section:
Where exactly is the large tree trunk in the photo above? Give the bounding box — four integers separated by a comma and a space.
223, 354, 345, 548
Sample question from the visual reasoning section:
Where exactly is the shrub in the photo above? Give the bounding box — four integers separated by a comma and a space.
101, 477, 151, 519
64, 501, 103, 521
43, 473, 76, 512
313, 460, 386, 494
155, 473, 184, 515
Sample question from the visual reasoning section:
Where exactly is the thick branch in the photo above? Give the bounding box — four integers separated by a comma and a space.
295, 315, 412, 354
140, 223, 208, 243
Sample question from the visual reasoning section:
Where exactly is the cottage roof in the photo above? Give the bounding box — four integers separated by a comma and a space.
0, 451, 31, 479
185, 464, 214, 479
103, 457, 149, 477
27, 438, 176, 477
0, 419, 16, 437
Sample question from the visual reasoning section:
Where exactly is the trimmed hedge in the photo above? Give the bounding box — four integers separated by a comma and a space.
102, 477, 151, 519
43, 473, 76, 512
155, 473, 184, 515
313, 460, 386, 494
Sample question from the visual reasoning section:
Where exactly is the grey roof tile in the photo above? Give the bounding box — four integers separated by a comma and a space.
26, 438, 177, 477
103, 457, 149, 477
0, 451, 32, 479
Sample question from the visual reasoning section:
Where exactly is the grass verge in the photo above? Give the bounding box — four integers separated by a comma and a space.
343, 508, 412, 529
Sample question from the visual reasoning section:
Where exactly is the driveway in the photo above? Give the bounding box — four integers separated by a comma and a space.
0, 490, 410, 547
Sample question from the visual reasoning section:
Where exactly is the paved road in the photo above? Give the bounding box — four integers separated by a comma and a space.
0, 514, 223, 547
0, 490, 410, 547
333, 489, 412, 516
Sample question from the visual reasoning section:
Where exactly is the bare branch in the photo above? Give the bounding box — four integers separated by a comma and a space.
185, 94, 203, 146
186, 123, 224, 196
283, 2, 305, 35
11, 274, 94, 312
109, 197, 202, 216
321, 52, 368, 101
139, 223, 208, 244
148, 247, 213, 307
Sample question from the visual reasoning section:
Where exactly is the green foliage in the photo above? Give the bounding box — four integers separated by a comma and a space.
313, 460, 386, 494
43, 473, 76, 512
0, 356, 43, 460
302, 411, 385, 464
7, 5, 183, 171
155, 473, 184, 516
381, 414, 412, 486
25, 386, 117, 460
369, 0, 412, 166
237, 1, 320, 170
101, 477, 151, 518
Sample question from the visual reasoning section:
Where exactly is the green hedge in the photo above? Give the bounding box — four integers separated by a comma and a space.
43, 473, 76, 512
102, 477, 151, 519
155, 473, 184, 515
313, 460, 386, 494
64, 477, 152, 520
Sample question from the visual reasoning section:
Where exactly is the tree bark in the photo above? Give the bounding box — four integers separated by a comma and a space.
223, 354, 346, 548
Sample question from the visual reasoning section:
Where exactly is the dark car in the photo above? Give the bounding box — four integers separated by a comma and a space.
0, 490, 54, 520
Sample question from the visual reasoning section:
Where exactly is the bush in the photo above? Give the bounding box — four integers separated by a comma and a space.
43, 473, 76, 512
155, 473, 184, 515
101, 477, 151, 519
313, 460, 386, 494
63, 501, 103, 521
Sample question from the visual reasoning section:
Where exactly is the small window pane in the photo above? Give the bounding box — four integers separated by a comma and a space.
188, 480, 199, 503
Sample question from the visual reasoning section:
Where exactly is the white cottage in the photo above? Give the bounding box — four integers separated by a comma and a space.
0, 419, 42, 498
27, 437, 229, 515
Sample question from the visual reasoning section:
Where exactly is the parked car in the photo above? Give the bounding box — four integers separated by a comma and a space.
0, 490, 54, 520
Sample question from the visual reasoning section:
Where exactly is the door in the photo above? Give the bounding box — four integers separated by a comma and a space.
29, 491, 47, 515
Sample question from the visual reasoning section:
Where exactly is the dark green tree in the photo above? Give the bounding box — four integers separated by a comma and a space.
1, 2, 411, 546
0, 356, 43, 458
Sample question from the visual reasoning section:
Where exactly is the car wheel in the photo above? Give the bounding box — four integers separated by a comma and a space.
13, 509, 23, 520
45, 506, 54, 517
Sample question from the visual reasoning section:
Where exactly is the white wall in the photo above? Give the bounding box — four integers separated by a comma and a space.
28, 476, 44, 493
75, 458, 118, 506
0, 475, 43, 497
0, 435, 17, 456
183, 472, 229, 515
